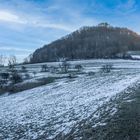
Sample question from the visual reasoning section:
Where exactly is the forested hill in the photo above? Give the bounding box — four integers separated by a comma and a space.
30, 23, 140, 63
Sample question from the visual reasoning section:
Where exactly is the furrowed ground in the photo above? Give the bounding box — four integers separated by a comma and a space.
0, 60, 140, 140
60, 77, 140, 140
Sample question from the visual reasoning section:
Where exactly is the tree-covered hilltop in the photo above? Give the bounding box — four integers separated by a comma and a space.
30, 23, 140, 63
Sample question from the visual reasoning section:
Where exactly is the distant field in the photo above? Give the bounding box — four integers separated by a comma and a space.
18, 59, 140, 71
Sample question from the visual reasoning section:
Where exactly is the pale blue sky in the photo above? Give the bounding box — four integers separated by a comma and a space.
0, 0, 140, 62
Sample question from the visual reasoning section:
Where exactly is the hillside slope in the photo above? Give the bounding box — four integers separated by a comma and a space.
30, 23, 140, 63
1, 60, 140, 139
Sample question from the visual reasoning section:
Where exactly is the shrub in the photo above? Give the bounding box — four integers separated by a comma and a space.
41, 64, 48, 72
9, 77, 56, 93
88, 71, 95, 76
21, 66, 27, 72
0, 73, 9, 80
68, 73, 77, 79
10, 72, 23, 84
49, 66, 57, 73
24, 73, 30, 79
33, 71, 36, 77
0, 79, 7, 88
101, 64, 113, 73
75, 64, 83, 72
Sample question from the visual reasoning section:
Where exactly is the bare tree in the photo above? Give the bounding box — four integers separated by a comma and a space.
0, 55, 6, 66
41, 64, 48, 72
101, 64, 113, 73
23, 58, 29, 64
59, 60, 70, 73
8, 55, 17, 70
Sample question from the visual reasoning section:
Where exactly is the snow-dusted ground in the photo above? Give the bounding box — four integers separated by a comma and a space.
0, 59, 140, 139
15, 59, 140, 72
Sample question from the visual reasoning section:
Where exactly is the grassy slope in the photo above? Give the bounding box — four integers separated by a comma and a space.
57, 85, 140, 140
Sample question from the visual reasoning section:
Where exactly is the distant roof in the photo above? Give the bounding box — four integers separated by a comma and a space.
127, 51, 140, 55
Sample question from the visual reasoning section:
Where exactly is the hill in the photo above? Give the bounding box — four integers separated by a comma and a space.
30, 23, 140, 63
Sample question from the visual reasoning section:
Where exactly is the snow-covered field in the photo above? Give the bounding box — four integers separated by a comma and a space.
0, 59, 140, 139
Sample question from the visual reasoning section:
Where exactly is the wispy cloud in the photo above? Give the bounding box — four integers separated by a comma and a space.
123, 0, 136, 10
0, 10, 27, 24
0, 10, 75, 32
0, 46, 33, 53
117, 0, 137, 14
28, 21, 74, 32
0, 0, 98, 32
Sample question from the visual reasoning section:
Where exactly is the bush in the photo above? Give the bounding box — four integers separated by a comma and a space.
75, 64, 83, 72
10, 72, 23, 84
88, 71, 95, 76
101, 64, 113, 73
0, 73, 9, 80
24, 73, 30, 79
68, 73, 76, 79
41, 64, 48, 72
0, 73, 9, 88
0, 79, 7, 88
9, 77, 56, 93
49, 66, 57, 73
21, 66, 27, 73
33, 71, 36, 77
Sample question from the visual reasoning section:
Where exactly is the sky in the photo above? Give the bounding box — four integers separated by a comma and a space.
0, 0, 140, 63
